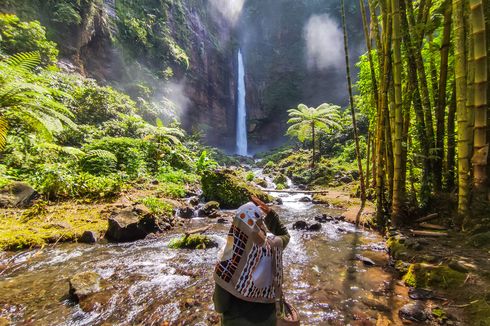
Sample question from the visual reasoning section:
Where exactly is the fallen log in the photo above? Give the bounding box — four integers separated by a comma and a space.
419, 222, 447, 230
415, 213, 439, 223
184, 225, 212, 237
410, 229, 448, 237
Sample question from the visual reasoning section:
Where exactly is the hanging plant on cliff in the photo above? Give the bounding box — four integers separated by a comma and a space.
286, 103, 341, 168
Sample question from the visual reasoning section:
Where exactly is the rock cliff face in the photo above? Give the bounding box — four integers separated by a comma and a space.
2, 0, 364, 152
239, 0, 364, 152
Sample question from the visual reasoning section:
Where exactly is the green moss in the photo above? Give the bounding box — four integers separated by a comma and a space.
201, 169, 274, 209
0, 204, 108, 251
168, 234, 215, 249
467, 232, 490, 248
402, 263, 467, 289
387, 237, 409, 260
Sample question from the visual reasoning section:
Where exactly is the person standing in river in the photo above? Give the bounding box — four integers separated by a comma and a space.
213, 196, 290, 325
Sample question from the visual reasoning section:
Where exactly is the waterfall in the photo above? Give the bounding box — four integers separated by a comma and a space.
236, 49, 248, 156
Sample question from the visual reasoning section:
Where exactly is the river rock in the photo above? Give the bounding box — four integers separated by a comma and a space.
308, 223, 322, 231
399, 302, 429, 322
79, 231, 98, 244
188, 196, 200, 206
314, 214, 333, 223
69, 271, 101, 302
178, 206, 195, 219
293, 220, 308, 230
355, 254, 375, 266
298, 196, 311, 203
106, 206, 162, 242
0, 182, 38, 208
273, 197, 283, 205
201, 201, 220, 216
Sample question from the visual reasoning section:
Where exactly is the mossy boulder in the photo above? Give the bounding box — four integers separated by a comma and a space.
273, 173, 288, 186
387, 236, 410, 260
402, 263, 467, 289
168, 234, 217, 249
202, 169, 274, 209
466, 231, 490, 248
254, 178, 268, 188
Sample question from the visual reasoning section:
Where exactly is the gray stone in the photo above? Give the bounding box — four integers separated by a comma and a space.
69, 271, 101, 302
178, 206, 195, 219
188, 196, 200, 206
298, 196, 311, 203
106, 207, 162, 242
79, 231, 98, 244
292, 220, 308, 230
308, 223, 322, 231
0, 182, 38, 208
399, 302, 429, 322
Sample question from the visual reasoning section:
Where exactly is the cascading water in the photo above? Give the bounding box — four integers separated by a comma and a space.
236, 49, 248, 156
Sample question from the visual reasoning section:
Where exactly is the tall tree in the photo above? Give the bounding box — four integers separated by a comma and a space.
453, 0, 470, 217
341, 0, 367, 203
435, 0, 453, 191
286, 103, 340, 169
391, 0, 404, 224
470, 0, 488, 198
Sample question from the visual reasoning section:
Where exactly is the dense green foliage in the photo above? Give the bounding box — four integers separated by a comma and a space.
0, 15, 210, 202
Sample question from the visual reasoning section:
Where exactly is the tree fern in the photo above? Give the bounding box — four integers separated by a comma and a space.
0, 51, 76, 150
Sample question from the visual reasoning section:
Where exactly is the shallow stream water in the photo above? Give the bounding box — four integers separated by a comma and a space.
0, 192, 408, 325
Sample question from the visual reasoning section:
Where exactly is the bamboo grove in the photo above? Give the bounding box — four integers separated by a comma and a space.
351, 0, 489, 229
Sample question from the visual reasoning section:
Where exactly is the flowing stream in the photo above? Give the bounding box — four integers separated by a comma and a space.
236, 49, 248, 156
0, 189, 408, 325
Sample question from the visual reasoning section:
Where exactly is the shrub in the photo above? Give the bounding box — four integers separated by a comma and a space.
79, 150, 118, 176
0, 14, 58, 65
30, 164, 122, 199
158, 182, 186, 199
84, 137, 155, 177
246, 171, 255, 182
157, 166, 199, 185
140, 196, 173, 216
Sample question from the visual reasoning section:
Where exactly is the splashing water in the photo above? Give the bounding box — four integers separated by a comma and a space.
236, 49, 248, 156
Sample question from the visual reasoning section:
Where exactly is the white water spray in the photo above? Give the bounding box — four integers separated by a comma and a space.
236, 49, 248, 156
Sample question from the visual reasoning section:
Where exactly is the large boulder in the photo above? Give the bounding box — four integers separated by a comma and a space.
0, 182, 38, 208
201, 169, 274, 209
105, 205, 166, 242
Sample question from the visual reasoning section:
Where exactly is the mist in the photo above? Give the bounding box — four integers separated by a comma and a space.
304, 14, 344, 71
209, 0, 245, 25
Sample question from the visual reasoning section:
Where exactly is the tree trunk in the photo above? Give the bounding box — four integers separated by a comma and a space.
453, 0, 470, 218
470, 0, 488, 199
311, 121, 316, 170
435, 0, 453, 192
342, 0, 366, 203
401, 0, 431, 206
407, 0, 436, 188
391, 0, 404, 224
445, 85, 457, 191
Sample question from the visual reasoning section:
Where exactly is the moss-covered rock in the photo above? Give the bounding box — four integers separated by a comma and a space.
387, 236, 410, 260
254, 178, 268, 188
466, 232, 490, 248
402, 263, 467, 289
168, 234, 217, 249
201, 169, 274, 209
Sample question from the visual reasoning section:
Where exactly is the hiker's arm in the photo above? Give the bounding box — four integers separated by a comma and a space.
264, 209, 290, 248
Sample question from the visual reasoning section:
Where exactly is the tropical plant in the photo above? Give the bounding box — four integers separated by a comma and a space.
196, 150, 218, 175
0, 52, 76, 151
286, 103, 341, 168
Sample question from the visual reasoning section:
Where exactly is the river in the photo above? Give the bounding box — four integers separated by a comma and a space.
0, 191, 408, 325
